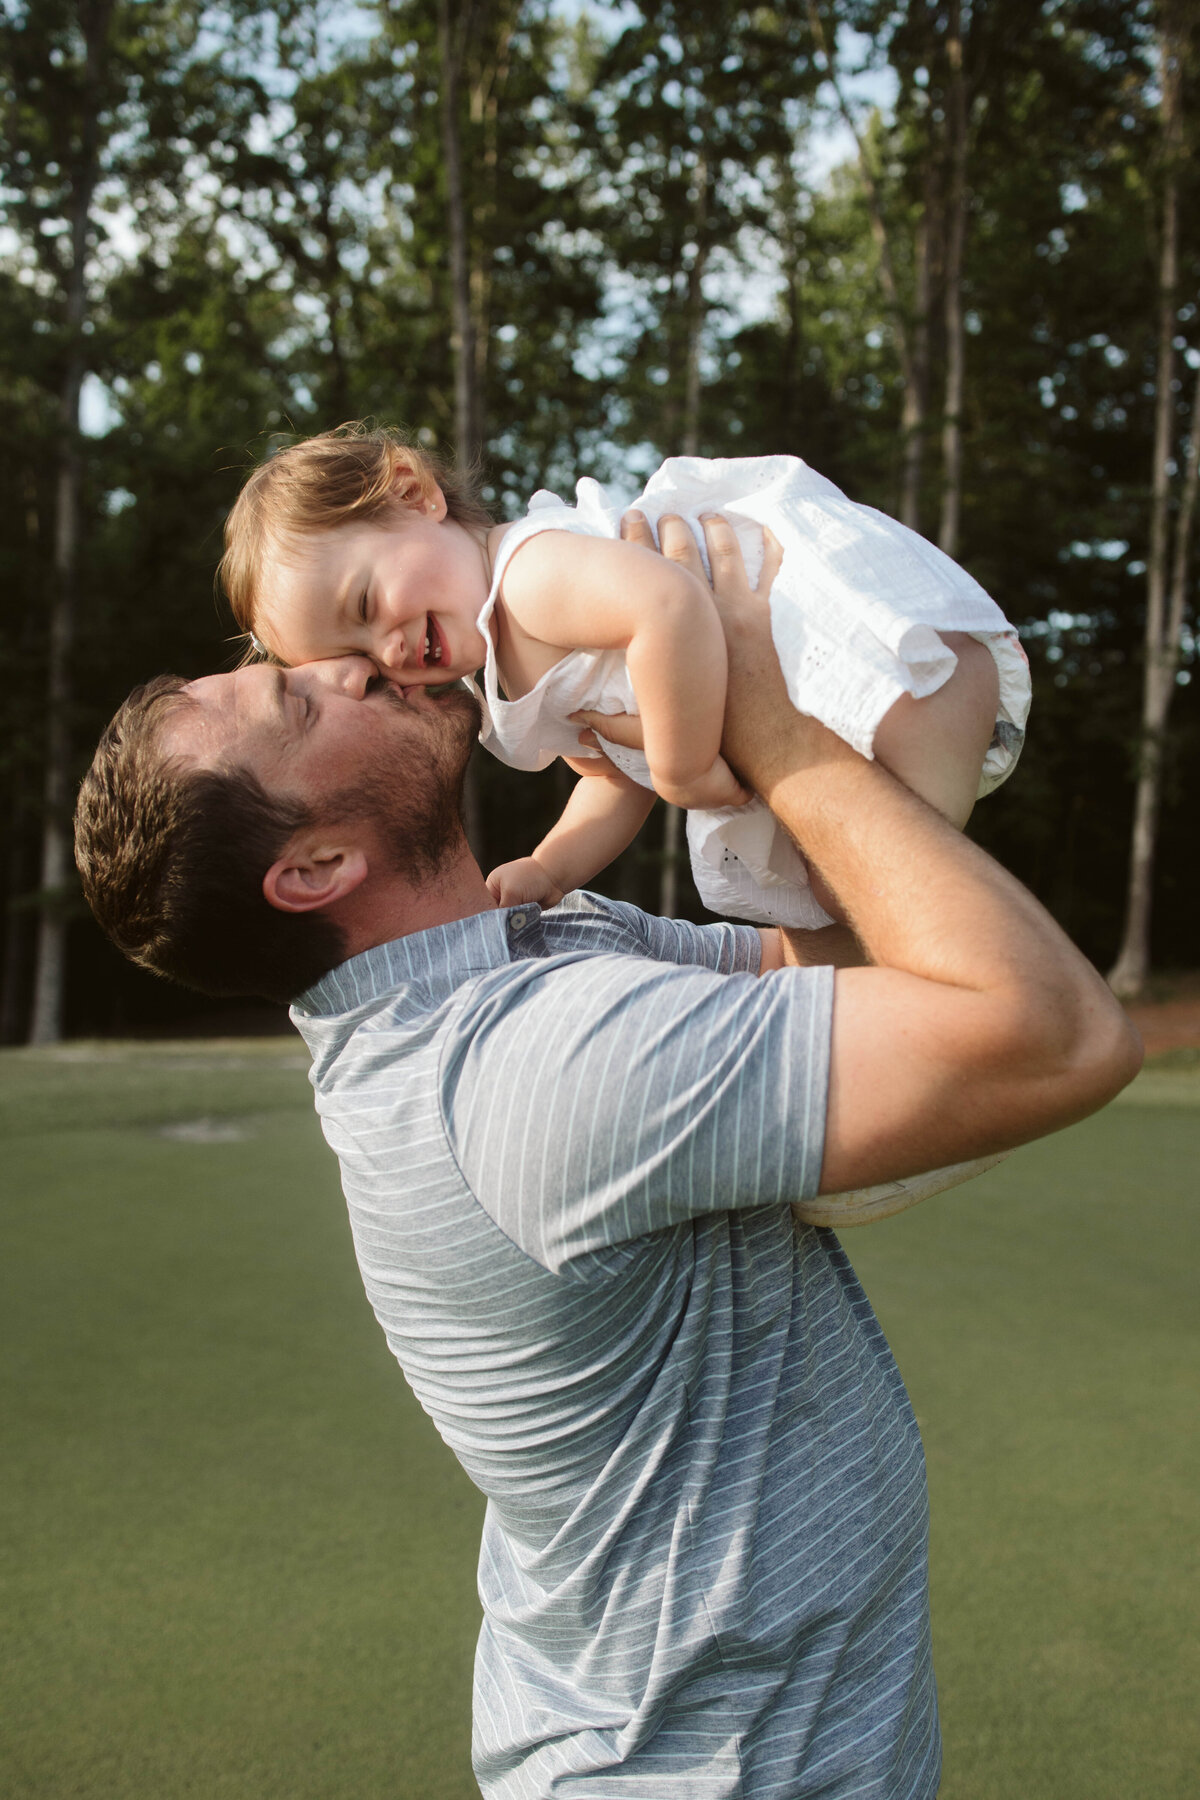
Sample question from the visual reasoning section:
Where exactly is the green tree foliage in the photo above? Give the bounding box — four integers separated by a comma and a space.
0, 0, 236, 1037
714, 1, 1197, 966
0, 0, 1196, 1037
584, 0, 819, 464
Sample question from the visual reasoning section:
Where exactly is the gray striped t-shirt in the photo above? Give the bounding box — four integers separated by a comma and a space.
291, 891, 938, 1799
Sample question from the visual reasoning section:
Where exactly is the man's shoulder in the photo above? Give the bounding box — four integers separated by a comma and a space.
288, 898, 632, 1075
542, 891, 762, 976
538, 889, 654, 955
291, 894, 762, 1077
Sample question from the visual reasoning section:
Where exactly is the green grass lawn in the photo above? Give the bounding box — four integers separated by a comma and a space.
2, 1042, 1196, 1800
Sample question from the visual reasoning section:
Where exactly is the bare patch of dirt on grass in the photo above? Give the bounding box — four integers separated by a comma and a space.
155, 1118, 258, 1142
1121, 974, 1200, 1059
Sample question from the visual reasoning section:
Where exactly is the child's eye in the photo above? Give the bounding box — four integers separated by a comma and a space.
358, 590, 369, 623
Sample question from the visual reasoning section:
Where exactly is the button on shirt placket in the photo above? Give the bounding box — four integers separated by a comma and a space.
505, 905, 545, 960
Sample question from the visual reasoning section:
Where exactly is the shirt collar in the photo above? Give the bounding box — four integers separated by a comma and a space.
291, 902, 547, 1021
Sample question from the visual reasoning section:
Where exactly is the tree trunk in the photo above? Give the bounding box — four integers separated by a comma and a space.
899, 153, 935, 531
437, 0, 482, 463
2, 473, 42, 1041
318, 185, 350, 419
937, 0, 968, 558
807, 0, 922, 521
681, 155, 710, 459
1109, 708, 1165, 1002
659, 802, 682, 919
437, 0, 488, 862
29, 0, 112, 1045
1108, 6, 1189, 999
1108, 356, 1200, 1000
658, 157, 711, 916
469, 2, 515, 425
775, 162, 807, 444
1, 823, 33, 1045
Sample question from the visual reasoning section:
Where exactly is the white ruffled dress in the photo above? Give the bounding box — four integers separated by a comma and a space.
475, 455, 1031, 928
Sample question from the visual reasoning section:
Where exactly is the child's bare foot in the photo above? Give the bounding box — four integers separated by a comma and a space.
656, 753, 751, 812
793, 1151, 1011, 1229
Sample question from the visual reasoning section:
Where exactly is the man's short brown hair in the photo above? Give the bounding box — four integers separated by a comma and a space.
74, 675, 345, 1002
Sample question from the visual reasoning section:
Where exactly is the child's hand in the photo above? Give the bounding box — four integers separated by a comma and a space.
655, 753, 751, 812
573, 709, 750, 810
486, 856, 565, 910
570, 708, 645, 751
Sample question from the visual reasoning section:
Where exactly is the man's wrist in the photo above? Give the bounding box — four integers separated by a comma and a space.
728, 710, 865, 813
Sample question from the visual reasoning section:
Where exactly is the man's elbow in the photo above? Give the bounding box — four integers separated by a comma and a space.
1074, 1007, 1144, 1109
1015, 983, 1144, 1127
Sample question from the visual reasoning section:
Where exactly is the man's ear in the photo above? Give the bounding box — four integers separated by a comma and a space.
262, 841, 369, 915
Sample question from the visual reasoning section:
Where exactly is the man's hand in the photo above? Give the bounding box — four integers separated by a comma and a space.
617, 510, 819, 798
575, 508, 787, 783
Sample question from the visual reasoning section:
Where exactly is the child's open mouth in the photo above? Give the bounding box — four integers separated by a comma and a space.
423, 616, 445, 668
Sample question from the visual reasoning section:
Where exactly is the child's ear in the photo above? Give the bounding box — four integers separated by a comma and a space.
390, 462, 447, 521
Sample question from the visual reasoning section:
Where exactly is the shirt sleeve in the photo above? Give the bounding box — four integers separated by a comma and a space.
440, 952, 832, 1272
617, 901, 764, 975
553, 891, 763, 976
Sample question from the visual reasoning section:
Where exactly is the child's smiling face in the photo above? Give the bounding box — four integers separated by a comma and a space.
255, 489, 492, 683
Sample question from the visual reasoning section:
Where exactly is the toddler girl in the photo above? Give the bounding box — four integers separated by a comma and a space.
219, 425, 1030, 931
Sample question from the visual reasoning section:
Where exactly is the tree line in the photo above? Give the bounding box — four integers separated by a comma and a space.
0, 0, 1196, 1042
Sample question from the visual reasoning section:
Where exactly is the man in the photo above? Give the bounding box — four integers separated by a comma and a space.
75, 516, 1139, 1798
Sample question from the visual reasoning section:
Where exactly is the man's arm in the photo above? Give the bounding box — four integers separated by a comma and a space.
639, 512, 1141, 1194
758, 925, 869, 973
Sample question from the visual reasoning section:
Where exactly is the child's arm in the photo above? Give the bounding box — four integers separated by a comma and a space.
495, 531, 749, 810
487, 758, 655, 908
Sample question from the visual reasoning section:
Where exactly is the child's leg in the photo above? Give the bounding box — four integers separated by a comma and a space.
871, 631, 1000, 829
808, 632, 1000, 921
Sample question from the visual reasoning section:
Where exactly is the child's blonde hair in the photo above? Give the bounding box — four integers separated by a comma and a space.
219, 421, 493, 646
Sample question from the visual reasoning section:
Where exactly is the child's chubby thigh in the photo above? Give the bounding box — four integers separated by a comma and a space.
805, 632, 997, 925
871, 630, 1000, 831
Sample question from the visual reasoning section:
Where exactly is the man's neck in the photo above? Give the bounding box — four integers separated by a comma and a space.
334, 844, 499, 962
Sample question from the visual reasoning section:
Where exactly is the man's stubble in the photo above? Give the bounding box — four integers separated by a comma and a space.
331, 681, 482, 885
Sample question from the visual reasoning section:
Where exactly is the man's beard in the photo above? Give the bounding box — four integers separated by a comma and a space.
332, 682, 481, 884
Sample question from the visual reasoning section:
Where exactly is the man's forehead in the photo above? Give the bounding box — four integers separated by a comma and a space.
195, 663, 285, 715
160, 667, 276, 765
